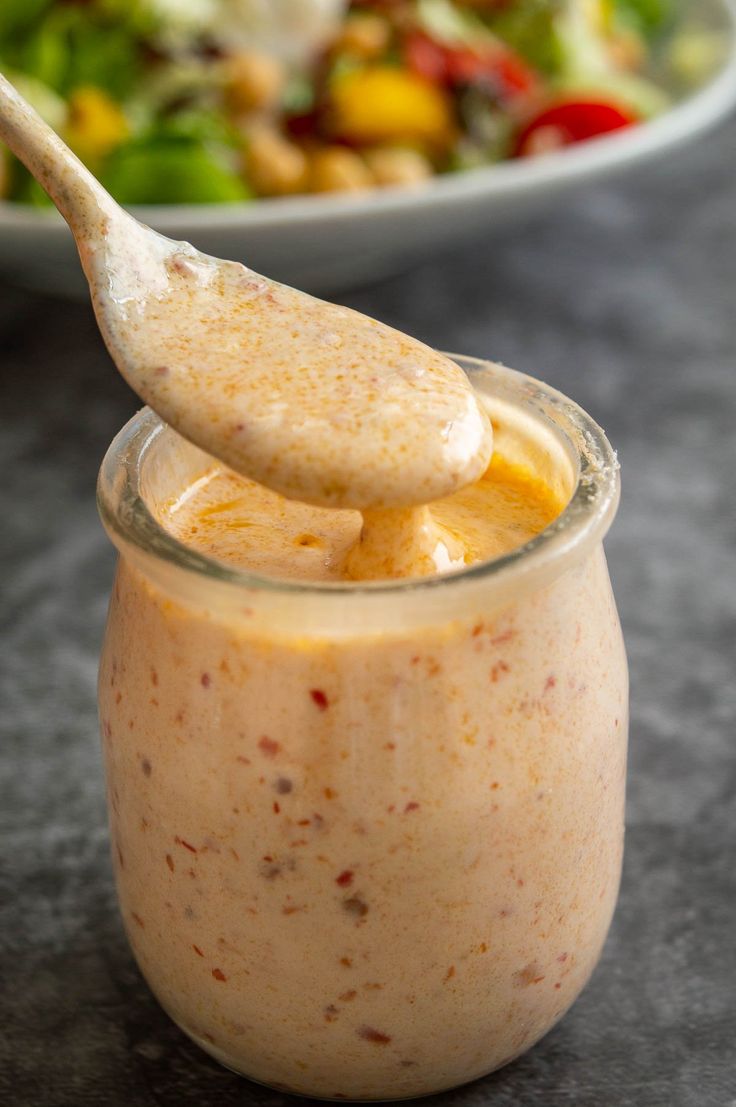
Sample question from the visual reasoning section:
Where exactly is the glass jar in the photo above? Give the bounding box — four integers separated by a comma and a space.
97, 357, 627, 1100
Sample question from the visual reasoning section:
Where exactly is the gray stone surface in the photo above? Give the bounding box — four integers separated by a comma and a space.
2, 117, 735, 1107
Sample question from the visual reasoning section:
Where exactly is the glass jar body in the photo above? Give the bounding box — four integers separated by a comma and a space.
99, 540, 627, 1099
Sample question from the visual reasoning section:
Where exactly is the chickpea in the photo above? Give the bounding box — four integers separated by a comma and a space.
334, 14, 391, 60
225, 51, 285, 115
245, 127, 309, 197
364, 146, 433, 187
308, 147, 373, 193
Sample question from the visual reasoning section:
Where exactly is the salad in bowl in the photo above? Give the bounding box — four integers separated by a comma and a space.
0, 0, 681, 205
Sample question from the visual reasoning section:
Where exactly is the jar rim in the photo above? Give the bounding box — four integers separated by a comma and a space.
97, 355, 620, 605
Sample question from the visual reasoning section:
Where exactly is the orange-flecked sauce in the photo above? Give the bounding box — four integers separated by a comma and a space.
99, 412, 627, 1098
161, 455, 562, 582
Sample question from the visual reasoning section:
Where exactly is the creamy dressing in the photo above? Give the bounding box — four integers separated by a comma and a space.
162, 455, 563, 582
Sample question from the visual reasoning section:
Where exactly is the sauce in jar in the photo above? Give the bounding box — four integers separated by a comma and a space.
98, 358, 627, 1099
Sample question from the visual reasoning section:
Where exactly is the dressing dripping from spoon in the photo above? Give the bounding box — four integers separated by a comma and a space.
0, 72, 492, 575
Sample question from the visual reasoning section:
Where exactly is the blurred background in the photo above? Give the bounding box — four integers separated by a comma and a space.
1, 2, 736, 1105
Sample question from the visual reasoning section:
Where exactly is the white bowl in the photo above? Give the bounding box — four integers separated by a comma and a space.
2, 0, 735, 298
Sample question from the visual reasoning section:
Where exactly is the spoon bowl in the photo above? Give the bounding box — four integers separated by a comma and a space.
0, 72, 492, 509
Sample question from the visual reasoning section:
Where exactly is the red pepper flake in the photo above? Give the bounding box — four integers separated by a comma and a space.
383, 742, 396, 751
151, 669, 159, 686
410, 656, 421, 665
212, 968, 227, 982
310, 689, 329, 710
201, 673, 211, 688
490, 661, 511, 682
339, 957, 352, 968
513, 962, 545, 987
339, 989, 357, 1002
273, 801, 281, 814
274, 777, 293, 794
258, 736, 280, 758
336, 870, 354, 887
544, 675, 557, 692
358, 1026, 392, 1045
193, 945, 204, 957
165, 854, 175, 872
323, 786, 336, 800
490, 781, 500, 791
443, 965, 456, 982
555, 983, 562, 990
175, 836, 198, 854
472, 623, 484, 637
260, 861, 282, 879
297, 818, 311, 827
140, 757, 152, 778
131, 912, 145, 929
479, 942, 488, 953
115, 691, 122, 705
342, 896, 369, 918
282, 904, 304, 915
404, 801, 420, 814
154, 365, 169, 377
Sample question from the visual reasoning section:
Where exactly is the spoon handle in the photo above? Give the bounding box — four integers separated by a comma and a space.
0, 71, 117, 231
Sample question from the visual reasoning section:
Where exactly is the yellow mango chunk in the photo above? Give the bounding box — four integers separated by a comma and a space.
328, 67, 454, 148
65, 87, 129, 164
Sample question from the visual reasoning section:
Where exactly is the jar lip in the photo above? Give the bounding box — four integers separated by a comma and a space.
97, 356, 620, 599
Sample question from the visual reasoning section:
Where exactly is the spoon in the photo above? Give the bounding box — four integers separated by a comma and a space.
0, 72, 492, 510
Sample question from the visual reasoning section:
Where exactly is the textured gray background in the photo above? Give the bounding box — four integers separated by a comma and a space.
1, 116, 735, 1107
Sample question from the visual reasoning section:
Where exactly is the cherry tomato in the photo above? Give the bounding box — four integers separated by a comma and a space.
515, 99, 637, 157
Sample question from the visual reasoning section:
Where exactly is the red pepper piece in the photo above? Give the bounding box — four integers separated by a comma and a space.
310, 689, 329, 711
404, 32, 537, 100
404, 32, 448, 84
